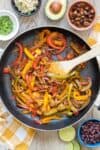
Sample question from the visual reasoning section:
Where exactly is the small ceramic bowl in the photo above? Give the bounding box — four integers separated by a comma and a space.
67, 0, 96, 31
77, 119, 100, 148
11, 0, 41, 16
0, 10, 19, 41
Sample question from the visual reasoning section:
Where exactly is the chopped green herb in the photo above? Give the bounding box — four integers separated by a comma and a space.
0, 16, 13, 35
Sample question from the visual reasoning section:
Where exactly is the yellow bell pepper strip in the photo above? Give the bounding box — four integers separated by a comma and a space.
57, 104, 67, 111
21, 60, 33, 79
24, 48, 34, 60
73, 89, 91, 101
62, 110, 73, 116
42, 92, 50, 112
67, 84, 78, 113
86, 89, 92, 97
43, 108, 57, 116
21, 92, 32, 101
35, 48, 42, 56
31, 76, 35, 89
40, 115, 61, 124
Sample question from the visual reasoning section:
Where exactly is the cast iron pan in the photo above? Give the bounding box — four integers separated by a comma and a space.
0, 27, 100, 130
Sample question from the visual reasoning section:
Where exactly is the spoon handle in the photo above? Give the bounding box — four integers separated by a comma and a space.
71, 44, 100, 66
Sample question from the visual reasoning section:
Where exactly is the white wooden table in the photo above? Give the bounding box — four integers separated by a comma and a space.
0, 0, 100, 150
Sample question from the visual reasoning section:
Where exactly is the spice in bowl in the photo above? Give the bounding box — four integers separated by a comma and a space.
67, 1, 96, 31
0, 16, 13, 35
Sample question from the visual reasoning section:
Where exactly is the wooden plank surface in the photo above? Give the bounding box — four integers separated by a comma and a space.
0, 0, 100, 150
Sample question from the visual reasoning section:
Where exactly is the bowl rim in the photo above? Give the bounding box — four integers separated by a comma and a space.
0, 10, 19, 41
77, 118, 100, 148
11, 0, 41, 16
66, 0, 97, 31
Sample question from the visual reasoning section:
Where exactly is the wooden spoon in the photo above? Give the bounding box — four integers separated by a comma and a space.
48, 44, 100, 77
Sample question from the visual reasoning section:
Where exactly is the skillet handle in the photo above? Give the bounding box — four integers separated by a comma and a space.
0, 48, 4, 96
94, 94, 100, 110
0, 48, 4, 58
94, 56, 100, 111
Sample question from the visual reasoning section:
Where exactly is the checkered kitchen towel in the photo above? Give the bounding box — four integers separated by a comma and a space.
0, 49, 36, 150
0, 100, 36, 150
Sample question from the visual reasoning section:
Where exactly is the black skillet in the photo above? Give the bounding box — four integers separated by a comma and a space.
0, 27, 100, 130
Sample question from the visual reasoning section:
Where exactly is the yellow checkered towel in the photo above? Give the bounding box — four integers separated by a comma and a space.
0, 100, 36, 150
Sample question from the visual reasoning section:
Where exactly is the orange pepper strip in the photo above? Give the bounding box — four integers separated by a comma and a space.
21, 60, 33, 79
40, 115, 61, 124
73, 89, 91, 101
24, 48, 34, 60
42, 92, 50, 112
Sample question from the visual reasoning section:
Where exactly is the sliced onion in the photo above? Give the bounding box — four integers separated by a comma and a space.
81, 77, 92, 92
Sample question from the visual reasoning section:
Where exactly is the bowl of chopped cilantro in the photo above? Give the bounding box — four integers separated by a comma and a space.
0, 10, 19, 41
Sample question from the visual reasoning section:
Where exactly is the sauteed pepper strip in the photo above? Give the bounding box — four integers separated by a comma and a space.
73, 89, 91, 101
24, 48, 34, 60
70, 42, 85, 54
13, 42, 23, 66
21, 60, 33, 78
47, 32, 67, 54
42, 92, 50, 112
67, 84, 78, 113
3, 67, 10, 74
40, 115, 61, 124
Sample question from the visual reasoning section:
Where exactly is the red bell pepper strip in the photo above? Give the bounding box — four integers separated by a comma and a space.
47, 32, 67, 54
13, 42, 23, 66
3, 67, 10, 74
33, 56, 41, 69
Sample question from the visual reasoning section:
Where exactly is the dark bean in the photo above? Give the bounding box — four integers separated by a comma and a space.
85, 6, 90, 11
73, 10, 78, 15
89, 18, 93, 22
81, 15, 85, 18
89, 14, 94, 18
90, 9, 95, 14
84, 10, 88, 15
83, 21, 90, 27
80, 18, 84, 24
75, 17, 80, 21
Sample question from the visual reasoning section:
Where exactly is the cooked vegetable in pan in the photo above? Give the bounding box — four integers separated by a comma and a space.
3, 29, 92, 124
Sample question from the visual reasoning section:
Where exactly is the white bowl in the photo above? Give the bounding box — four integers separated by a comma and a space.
0, 10, 19, 41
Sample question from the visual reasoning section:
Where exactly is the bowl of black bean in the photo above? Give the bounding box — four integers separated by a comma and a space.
67, 0, 96, 31
77, 119, 100, 148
